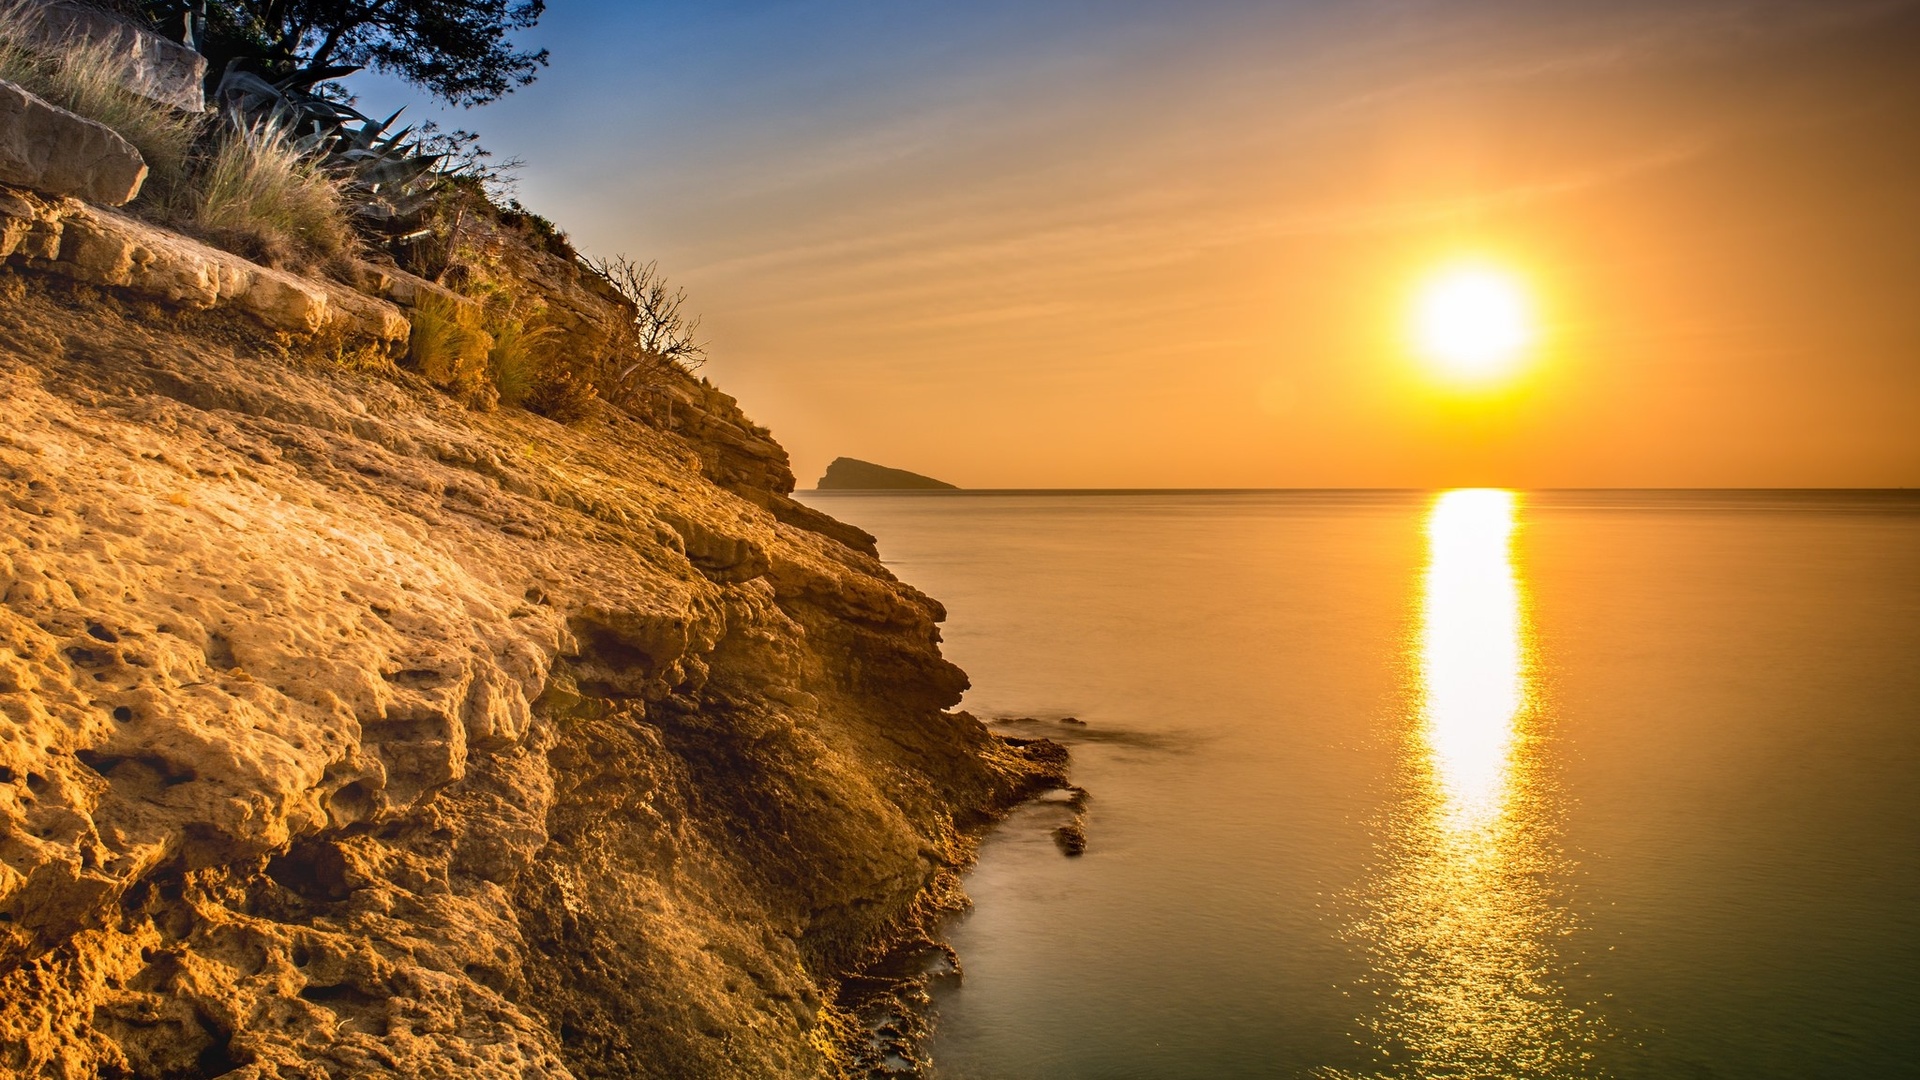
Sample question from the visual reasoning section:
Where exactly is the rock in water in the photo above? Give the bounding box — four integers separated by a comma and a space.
1053, 821, 1089, 856
815, 457, 958, 490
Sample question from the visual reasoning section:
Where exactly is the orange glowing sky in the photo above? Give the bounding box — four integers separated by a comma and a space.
373, 1, 1920, 487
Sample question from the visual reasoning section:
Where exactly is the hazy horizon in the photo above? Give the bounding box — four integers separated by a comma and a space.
365, 0, 1920, 488
806, 484, 1918, 492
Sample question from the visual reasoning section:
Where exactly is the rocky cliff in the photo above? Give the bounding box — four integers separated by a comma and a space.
0, 214, 1063, 1076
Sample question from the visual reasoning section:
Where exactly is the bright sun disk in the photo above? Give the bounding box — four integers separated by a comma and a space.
1412, 264, 1534, 380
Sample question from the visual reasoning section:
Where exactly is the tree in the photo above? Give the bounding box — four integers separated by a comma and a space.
158, 0, 548, 107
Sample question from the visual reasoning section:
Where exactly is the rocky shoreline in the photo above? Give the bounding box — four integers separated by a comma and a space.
0, 8, 1085, 1073
0, 261, 1069, 1076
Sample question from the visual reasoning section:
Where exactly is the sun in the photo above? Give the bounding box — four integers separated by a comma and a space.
1411, 263, 1535, 381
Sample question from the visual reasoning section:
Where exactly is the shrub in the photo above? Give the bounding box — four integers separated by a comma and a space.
187, 121, 356, 269
486, 316, 557, 409
0, 0, 202, 200
585, 255, 706, 415
405, 289, 502, 409
523, 363, 598, 424
407, 290, 490, 383
497, 198, 573, 260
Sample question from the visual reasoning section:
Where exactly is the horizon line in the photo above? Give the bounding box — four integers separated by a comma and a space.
802, 486, 1919, 495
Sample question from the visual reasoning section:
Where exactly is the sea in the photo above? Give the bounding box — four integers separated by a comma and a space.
794, 489, 1920, 1080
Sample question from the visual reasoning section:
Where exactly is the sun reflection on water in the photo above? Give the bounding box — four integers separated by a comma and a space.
1420, 489, 1525, 832
1333, 489, 1602, 1079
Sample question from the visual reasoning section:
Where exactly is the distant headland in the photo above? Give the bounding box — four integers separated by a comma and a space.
816, 457, 959, 490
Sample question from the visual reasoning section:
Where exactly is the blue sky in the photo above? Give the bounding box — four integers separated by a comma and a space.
358, 1, 1920, 486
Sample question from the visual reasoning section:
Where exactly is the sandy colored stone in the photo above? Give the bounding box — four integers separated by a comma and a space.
0, 79, 147, 206
0, 186, 409, 351
0, 271, 1061, 1079
15, 0, 206, 114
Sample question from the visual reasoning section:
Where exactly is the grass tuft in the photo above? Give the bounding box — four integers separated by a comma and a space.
188, 120, 355, 269
486, 316, 557, 409
408, 290, 492, 386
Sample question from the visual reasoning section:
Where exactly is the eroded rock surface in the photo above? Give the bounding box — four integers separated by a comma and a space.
0, 186, 409, 349
0, 280, 1062, 1078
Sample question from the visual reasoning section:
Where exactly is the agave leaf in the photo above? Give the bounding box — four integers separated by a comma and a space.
384, 189, 440, 217
362, 108, 407, 139
215, 69, 284, 107
278, 65, 363, 93
303, 101, 366, 125
351, 187, 439, 230
378, 126, 417, 151
355, 154, 441, 189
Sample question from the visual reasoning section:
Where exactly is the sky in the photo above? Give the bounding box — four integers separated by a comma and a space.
360, 0, 1920, 488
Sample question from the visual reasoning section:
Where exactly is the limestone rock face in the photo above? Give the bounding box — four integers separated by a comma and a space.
0, 80, 148, 207
16, 0, 207, 113
0, 280, 1061, 1078
0, 186, 408, 349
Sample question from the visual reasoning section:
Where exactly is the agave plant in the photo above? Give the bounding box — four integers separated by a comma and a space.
211, 62, 443, 241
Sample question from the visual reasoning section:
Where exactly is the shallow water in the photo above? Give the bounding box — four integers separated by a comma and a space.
797, 489, 1920, 1080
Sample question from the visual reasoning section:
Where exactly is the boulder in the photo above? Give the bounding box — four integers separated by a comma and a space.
0, 79, 147, 205
17, 0, 206, 113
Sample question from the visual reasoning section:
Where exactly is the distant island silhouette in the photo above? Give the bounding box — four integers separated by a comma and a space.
816, 457, 959, 490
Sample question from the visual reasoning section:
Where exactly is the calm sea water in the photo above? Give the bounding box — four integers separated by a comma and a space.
796, 489, 1920, 1080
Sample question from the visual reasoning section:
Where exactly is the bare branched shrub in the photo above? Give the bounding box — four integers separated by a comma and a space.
523, 364, 598, 423
586, 255, 707, 413
0, 0, 201, 200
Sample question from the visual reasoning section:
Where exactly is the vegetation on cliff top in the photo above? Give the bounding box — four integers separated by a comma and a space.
0, 0, 200, 191
1, 0, 717, 428
153, 0, 549, 107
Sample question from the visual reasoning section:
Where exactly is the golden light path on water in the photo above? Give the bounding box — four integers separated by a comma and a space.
1421, 489, 1525, 832
1333, 490, 1601, 1079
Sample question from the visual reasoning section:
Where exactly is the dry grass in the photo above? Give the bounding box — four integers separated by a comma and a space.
486, 317, 557, 408
186, 121, 356, 269
0, 0, 201, 200
408, 291, 491, 385
0, 3, 354, 270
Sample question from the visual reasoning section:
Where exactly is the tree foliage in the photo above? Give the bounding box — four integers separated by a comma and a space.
156, 0, 548, 107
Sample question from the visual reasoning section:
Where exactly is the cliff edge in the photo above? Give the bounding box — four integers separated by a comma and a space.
0, 242, 1061, 1075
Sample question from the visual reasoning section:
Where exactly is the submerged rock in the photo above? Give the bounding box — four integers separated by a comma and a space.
1053, 821, 1089, 856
